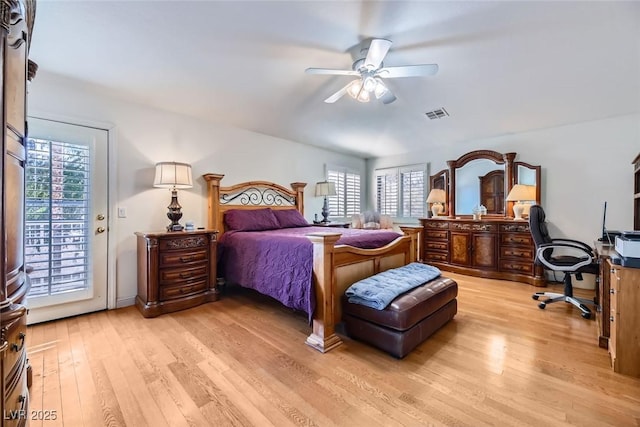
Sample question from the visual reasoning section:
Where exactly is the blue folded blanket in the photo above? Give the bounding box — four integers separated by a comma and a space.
345, 262, 441, 310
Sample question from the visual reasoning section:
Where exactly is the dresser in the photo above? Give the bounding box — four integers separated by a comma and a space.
2, 1, 36, 426
420, 218, 545, 286
135, 230, 219, 317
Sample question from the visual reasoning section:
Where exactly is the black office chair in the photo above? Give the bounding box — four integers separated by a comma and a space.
528, 205, 598, 319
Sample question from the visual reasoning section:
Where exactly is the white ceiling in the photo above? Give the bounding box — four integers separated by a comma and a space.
30, 1, 640, 159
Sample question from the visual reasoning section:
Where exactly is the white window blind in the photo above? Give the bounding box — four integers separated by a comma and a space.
327, 167, 361, 218
375, 165, 425, 218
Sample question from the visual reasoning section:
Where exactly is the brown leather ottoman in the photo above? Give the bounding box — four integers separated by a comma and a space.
342, 276, 458, 358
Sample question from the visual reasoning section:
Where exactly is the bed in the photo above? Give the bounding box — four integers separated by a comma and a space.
203, 173, 422, 353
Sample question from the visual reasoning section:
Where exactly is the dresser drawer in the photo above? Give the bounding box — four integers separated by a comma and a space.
425, 251, 448, 262
425, 230, 448, 240
501, 233, 532, 246
500, 260, 533, 274
3, 356, 29, 427
159, 235, 209, 252
159, 248, 208, 267
3, 309, 27, 380
425, 241, 448, 251
160, 279, 208, 300
500, 246, 533, 260
159, 264, 208, 284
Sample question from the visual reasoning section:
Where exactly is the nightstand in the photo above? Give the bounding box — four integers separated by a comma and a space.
135, 229, 219, 317
313, 222, 350, 228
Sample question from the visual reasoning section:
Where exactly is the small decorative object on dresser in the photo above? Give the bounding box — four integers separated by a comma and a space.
153, 161, 193, 231
135, 229, 219, 317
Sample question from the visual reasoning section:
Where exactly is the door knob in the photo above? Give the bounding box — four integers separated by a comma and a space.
96, 227, 106, 234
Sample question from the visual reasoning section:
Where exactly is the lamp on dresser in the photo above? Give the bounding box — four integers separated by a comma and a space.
315, 181, 336, 223
154, 161, 193, 231
506, 184, 536, 220
426, 188, 446, 217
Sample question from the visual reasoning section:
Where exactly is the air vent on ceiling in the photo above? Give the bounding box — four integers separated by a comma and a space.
425, 107, 449, 120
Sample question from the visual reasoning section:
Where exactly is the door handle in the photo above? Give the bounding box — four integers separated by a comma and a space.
96, 227, 106, 234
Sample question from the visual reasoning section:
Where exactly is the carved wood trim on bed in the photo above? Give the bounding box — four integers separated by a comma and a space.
203, 173, 422, 353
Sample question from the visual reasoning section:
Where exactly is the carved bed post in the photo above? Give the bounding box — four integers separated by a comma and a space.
305, 232, 343, 353
203, 173, 224, 232
290, 182, 306, 214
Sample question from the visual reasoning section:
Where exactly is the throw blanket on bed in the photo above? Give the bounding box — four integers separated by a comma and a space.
345, 262, 441, 310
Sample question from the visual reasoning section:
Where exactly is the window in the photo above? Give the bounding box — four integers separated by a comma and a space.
375, 165, 425, 218
327, 167, 361, 218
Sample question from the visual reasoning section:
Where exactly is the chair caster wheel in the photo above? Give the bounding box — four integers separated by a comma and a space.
538, 302, 546, 309
581, 312, 592, 319
532, 295, 540, 300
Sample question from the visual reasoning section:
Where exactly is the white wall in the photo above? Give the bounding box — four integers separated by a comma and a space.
28, 71, 365, 307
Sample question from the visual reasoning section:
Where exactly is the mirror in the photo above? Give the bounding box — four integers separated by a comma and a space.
429, 169, 449, 215
443, 150, 540, 218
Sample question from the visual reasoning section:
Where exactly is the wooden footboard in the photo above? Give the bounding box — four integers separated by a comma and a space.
305, 226, 421, 353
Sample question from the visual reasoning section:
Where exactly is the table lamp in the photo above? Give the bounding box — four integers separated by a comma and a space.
426, 188, 446, 217
154, 161, 193, 231
506, 184, 536, 220
315, 181, 336, 223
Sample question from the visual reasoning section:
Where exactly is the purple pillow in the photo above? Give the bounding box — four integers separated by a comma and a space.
224, 208, 280, 231
273, 209, 310, 228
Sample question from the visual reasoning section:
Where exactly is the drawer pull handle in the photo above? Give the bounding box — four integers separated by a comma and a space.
180, 256, 195, 263
610, 316, 614, 322
610, 289, 615, 294
11, 332, 25, 352
179, 272, 193, 279
18, 394, 27, 410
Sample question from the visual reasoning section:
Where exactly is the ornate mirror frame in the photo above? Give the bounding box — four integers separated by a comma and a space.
444, 150, 541, 219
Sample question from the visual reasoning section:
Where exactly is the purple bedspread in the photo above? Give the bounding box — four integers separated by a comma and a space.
218, 226, 402, 321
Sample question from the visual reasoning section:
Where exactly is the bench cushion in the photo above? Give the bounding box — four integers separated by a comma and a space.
342, 276, 458, 331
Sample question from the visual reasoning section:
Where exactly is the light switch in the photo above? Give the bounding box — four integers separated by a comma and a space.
118, 207, 127, 218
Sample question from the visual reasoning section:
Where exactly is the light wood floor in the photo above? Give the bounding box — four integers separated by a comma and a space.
26, 273, 640, 427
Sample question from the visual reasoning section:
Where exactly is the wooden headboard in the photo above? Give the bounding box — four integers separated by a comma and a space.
203, 174, 307, 235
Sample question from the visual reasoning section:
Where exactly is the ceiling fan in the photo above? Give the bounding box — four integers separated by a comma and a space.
305, 38, 438, 105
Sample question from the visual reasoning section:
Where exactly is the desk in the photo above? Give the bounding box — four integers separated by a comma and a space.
594, 241, 640, 377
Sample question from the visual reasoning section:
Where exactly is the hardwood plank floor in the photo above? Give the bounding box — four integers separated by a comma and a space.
26, 273, 640, 426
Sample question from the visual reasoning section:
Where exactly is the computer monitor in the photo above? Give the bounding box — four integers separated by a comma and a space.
600, 201, 621, 244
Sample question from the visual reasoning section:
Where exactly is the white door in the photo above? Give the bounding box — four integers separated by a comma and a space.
24, 117, 109, 324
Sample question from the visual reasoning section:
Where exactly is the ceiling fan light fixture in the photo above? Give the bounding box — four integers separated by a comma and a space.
356, 90, 370, 103
347, 80, 363, 98
362, 76, 376, 92
374, 79, 388, 99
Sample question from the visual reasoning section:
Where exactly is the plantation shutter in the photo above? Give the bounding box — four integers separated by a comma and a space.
376, 169, 398, 216
401, 168, 425, 218
327, 167, 361, 218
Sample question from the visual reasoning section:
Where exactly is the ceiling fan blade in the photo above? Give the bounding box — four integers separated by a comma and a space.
377, 64, 439, 78
306, 68, 360, 76
324, 82, 353, 103
364, 39, 392, 70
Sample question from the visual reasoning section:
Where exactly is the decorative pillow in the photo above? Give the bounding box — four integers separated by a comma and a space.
361, 211, 381, 229
224, 208, 280, 231
273, 209, 310, 228
351, 214, 363, 229
379, 214, 394, 229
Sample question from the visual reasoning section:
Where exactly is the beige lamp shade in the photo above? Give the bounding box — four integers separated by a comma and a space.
426, 188, 446, 217
153, 162, 193, 189
315, 181, 337, 197
506, 184, 536, 220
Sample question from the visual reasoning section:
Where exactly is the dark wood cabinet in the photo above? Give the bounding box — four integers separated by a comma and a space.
421, 218, 544, 286
2, 2, 35, 425
135, 230, 219, 317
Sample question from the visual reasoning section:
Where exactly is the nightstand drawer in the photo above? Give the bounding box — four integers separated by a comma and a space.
159, 235, 209, 251
160, 248, 208, 267
160, 279, 208, 300
159, 264, 208, 284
